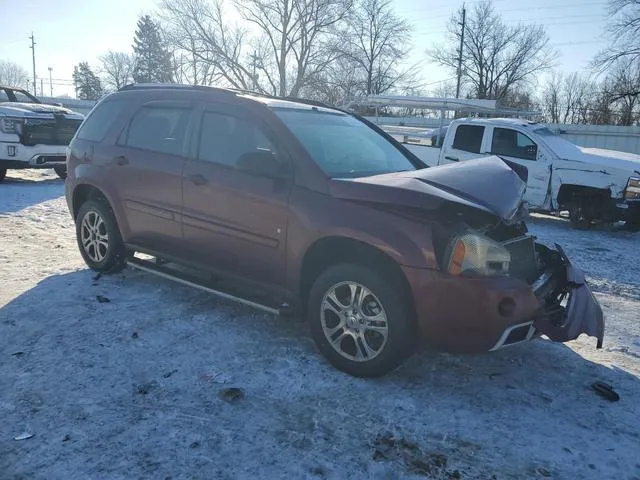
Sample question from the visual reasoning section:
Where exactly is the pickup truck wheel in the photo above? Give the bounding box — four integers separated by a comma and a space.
0, 168, 6, 182
54, 166, 67, 179
308, 264, 411, 377
567, 200, 592, 229
75, 200, 127, 273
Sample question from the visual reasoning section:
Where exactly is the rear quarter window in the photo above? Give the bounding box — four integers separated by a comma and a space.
76, 99, 128, 142
452, 125, 485, 153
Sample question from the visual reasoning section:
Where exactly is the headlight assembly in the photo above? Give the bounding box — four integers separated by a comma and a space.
446, 232, 511, 276
0, 117, 23, 134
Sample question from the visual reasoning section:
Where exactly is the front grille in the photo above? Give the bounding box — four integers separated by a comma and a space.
503, 235, 538, 283
20, 116, 82, 146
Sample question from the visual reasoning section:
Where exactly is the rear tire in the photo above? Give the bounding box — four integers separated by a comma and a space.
54, 166, 67, 179
0, 168, 6, 182
308, 263, 412, 377
75, 199, 127, 273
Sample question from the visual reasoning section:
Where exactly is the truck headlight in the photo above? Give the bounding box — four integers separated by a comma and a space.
446, 233, 511, 276
0, 117, 23, 134
625, 177, 640, 200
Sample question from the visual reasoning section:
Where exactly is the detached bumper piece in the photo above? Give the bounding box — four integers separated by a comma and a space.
533, 244, 605, 348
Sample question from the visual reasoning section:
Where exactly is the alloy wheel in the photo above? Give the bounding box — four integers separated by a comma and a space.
320, 281, 389, 362
80, 210, 109, 263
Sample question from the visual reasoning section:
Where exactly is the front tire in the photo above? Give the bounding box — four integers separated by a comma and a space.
75, 200, 127, 273
54, 166, 67, 179
0, 168, 6, 182
308, 264, 412, 377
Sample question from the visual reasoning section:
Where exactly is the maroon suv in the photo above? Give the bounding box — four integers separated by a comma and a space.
65, 85, 604, 377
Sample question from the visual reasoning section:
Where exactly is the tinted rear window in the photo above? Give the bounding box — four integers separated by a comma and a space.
76, 99, 127, 142
452, 125, 484, 153
122, 105, 191, 156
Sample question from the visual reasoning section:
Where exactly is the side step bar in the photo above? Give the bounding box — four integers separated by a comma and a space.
128, 255, 281, 316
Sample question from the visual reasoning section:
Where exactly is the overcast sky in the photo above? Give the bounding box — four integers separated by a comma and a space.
0, 0, 612, 97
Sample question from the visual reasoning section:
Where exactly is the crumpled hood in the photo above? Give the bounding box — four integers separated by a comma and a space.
0, 102, 76, 116
575, 147, 640, 174
329, 156, 527, 221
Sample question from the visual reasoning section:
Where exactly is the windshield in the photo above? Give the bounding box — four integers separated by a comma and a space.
272, 108, 419, 178
533, 127, 557, 136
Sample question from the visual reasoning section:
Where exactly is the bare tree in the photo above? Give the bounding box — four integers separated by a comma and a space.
235, 0, 352, 96
161, 0, 351, 96
336, 0, 416, 96
99, 51, 135, 91
429, 1, 553, 101
602, 58, 640, 125
595, 0, 640, 68
0, 60, 29, 89
160, 0, 265, 91
542, 72, 595, 124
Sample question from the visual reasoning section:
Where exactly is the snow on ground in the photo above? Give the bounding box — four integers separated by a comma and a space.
1, 171, 639, 480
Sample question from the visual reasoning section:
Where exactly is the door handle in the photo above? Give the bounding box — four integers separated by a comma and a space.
115, 155, 128, 166
444, 156, 459, 162
188, 173, 208, 186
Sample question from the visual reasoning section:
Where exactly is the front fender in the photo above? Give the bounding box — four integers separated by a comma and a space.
285, 187, 438, 292
551, 160, 629, 205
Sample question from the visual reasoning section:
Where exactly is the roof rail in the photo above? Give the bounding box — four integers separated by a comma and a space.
116, 84, 344, 111
118, 83, 233, 94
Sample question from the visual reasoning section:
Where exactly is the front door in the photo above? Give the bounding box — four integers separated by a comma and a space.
107, 100, 194, 255
181, 103, 292, 287
488, 127, 551, 209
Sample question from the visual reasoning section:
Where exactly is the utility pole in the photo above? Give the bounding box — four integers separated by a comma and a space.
455, 6, 466, 99
29, 33, 37, 95
40, 78, 44, 96
250, 51, 258, 91
48, 67, 53, 96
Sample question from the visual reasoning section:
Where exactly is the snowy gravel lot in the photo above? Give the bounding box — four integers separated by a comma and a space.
1, 170, 639, 480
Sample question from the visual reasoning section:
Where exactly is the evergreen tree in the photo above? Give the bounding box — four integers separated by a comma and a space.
132, 15, 174, 83
73, 62, 104, 100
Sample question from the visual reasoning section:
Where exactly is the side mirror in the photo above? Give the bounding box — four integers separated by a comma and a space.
236, 150, 288, 178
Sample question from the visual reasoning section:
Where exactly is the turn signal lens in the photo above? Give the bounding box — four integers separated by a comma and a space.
449, 240, 466, 276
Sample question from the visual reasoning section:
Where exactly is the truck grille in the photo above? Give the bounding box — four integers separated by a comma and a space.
502, 235, 539, 283
20, 116, 82, 146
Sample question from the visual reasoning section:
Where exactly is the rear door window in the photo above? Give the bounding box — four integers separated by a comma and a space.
76, 99, 128, 142
452, 125, 484, 153
122, 105, 192, 156
0, 89, 10, 102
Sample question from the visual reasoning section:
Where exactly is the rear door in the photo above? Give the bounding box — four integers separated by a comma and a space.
439, 124, 487, 165
181, 103, 292, 286
107, 100, 195, 255
488, 127, 551, 208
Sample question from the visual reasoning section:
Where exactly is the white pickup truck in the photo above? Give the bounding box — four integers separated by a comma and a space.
390, 117, 640, 229
0, 85, 84, 182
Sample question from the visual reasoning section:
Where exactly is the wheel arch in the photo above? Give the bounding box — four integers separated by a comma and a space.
71, 182, 130, 240
298, 236, 417, 323
556, 183, 612, 207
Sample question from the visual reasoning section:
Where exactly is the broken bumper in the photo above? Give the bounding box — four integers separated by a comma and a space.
402, 244, 604, 353
531, 244, 604, 348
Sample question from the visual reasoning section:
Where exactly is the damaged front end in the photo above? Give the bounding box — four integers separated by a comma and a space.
530, 243, 604, 348
460, 226, 605, 350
